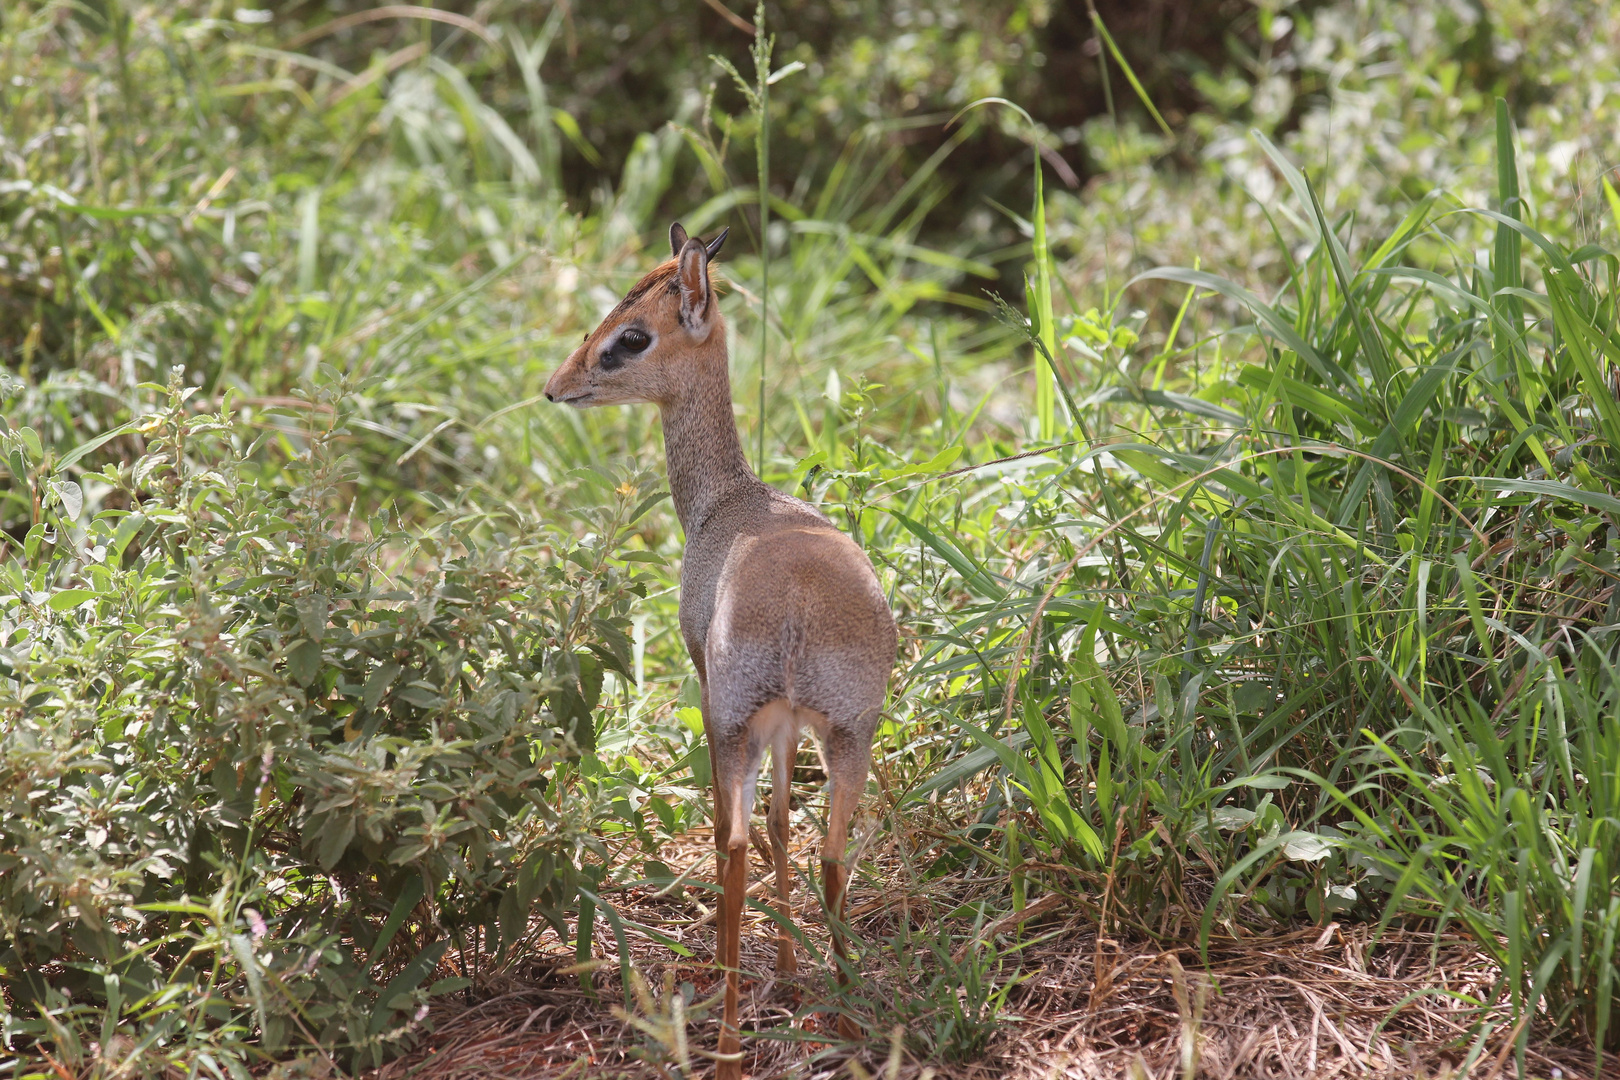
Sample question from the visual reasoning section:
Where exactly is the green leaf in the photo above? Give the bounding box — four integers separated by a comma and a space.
363, 663, 402, 711
1232, 681, 1274, 714
548, 653, 603, 753
1090, 12, 1172, 137
888, 509, 1004, 599
628, 490, 669, 523
1491, 97, 1526, 384
1235, 365, 1373, 432
295, 593, 329, 642
1544, 266, 1620, 451
1474, 478, 1620, 517
578, 889, 634, 1012
369, 940, 448, 1036
47, 589, 98, 611
878, 444, 963, 481
56, 418, 142, 472
108, 513, 147, 563
1212, 806, 1257, 831
1213, 773, 1292, 793
297, 187, 321, 293
591, 618, 635, 680
549, 107, 602, 166
906, 731, 1032, 802
228, 933, 269, 1035
1087, 385, 1247, 426
427, 976, 471, 997
1281, 832, 1335, 862
316, 813, 356, 871
1130, 267, 1347, 391
398, 685, 443, 708
23, 522, 47, 560
286, 638, 322, 687
55, 480, 83, 520
361, 876, 425, 977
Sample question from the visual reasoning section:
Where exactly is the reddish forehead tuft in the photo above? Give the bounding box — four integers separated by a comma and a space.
613, 259, 682, 310
582, 257, 719, 345
581, 260, 678, 345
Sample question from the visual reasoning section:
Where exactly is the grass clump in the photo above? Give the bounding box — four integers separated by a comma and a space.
878, 99, 1620, 1070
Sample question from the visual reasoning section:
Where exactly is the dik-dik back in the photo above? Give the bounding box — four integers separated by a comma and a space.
545, 222, 896, 1072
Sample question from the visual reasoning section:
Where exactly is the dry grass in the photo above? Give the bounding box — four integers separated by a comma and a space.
367, 823, 1598, 1080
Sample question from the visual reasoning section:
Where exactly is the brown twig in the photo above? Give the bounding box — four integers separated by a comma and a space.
700, 0, 755, 35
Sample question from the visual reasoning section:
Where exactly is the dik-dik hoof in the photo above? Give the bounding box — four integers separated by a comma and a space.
775, 939, 798, 974
836, 1013, 862, 1040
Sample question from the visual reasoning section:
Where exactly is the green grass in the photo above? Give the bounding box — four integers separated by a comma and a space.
4, 0, 1620, 1075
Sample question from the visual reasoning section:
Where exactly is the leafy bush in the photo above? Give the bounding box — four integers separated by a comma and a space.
0, 375, 656, 1072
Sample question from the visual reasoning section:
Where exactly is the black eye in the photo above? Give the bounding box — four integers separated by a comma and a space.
599, 328, 651, 372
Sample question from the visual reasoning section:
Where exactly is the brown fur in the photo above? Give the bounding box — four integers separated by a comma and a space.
545, 226, 897, 1074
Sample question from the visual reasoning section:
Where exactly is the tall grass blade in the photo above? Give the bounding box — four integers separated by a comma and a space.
297, 187, 320, 294
1032, 157, 1057, 439
1087, 8, 1172, 138
1491, 98, 1526, 384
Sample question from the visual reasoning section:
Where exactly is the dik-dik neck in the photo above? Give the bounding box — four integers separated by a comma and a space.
659, 343, 756, 536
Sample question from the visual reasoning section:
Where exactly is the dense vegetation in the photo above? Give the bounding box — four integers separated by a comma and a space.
3, 0, 1620, 1076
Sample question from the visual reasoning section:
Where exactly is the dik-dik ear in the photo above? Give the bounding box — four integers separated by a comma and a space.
669, 222, 689, 258
676, 230, 724, 337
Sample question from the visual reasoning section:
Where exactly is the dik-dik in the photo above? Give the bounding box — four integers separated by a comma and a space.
544, 224, 896, 1073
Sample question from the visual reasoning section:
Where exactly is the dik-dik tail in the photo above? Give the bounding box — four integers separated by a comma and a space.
780, 617, 806, 710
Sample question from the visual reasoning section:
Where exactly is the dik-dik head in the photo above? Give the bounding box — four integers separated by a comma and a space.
544, 223, 728, 408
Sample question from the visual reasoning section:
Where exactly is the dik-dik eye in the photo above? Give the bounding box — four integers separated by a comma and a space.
619, 328, 651, 353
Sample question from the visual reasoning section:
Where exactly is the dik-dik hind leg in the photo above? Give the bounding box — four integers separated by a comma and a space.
705, 689, 748, 1078
821, 731, 872, 1040
705, 684, 736, 976
710, 702, 791, 1080
713, 765, 749, 1080
768, 719, 797, 973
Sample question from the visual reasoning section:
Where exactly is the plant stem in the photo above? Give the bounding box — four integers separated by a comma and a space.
753, 3, 771, 476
